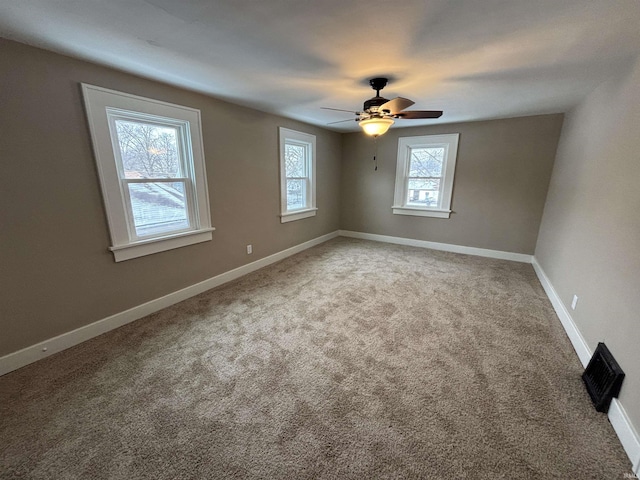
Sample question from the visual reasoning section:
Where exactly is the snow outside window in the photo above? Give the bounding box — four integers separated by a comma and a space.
393, 133, 459, 219
279, 127, 317, 223
82, 84, 213, 261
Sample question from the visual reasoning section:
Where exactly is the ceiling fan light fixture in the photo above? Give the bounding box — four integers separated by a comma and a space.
359, 117, 394, 137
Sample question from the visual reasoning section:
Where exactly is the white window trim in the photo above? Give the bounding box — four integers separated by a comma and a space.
82, 84, 213, 261
392, 133, 460, 219
279, 127, 317, 223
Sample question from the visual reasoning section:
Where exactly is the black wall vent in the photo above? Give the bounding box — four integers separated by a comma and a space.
582, 342, 625, 413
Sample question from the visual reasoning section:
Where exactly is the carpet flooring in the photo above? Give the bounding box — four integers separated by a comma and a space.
0, 238, 632, 479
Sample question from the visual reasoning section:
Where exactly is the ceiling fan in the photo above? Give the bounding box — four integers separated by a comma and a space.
322, 77, 443, 137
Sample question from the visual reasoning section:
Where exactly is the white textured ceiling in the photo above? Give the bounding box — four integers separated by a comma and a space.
1, 0, 639, 131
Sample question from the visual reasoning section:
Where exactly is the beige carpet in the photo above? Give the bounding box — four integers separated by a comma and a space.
0, 238, 631, 479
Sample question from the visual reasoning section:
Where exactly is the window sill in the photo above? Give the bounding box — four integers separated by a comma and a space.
109, 227, 215, 262
280, 208, 318, 223
392, 206, 452, 219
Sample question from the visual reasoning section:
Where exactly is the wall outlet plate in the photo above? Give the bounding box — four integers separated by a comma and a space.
571, 294, 578, 310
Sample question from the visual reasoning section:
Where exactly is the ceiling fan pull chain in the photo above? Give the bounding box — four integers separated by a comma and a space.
374, 137, 378, 171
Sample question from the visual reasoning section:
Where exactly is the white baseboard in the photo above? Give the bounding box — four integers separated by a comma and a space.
0, 230, 339, 377
609, 399, 640, 474
339, 230, 533, 263
530, 257, 591, 367
532, 256, 640, 474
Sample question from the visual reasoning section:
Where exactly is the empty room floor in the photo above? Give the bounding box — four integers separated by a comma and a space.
0, 238, 631, 479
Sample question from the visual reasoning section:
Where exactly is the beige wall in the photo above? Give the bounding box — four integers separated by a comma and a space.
0, 39, 342, 356
536, 57, 640, 430
340, 115, 563, 253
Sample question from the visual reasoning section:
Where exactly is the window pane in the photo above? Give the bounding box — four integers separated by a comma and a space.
407, 178, 440, 207
409, 147, 444, 177
286, 178, 306, 210
285, 144, 306, 178
128, 182, 190, 237
115, 120, 182, 179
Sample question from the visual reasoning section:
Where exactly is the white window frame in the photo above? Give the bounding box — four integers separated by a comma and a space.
82, 84, 213, 261
392, 133, 460, 219
279, 127, 317, 223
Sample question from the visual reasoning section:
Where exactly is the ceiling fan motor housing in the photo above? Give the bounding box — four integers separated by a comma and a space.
364, 77, 390, 114
364, 96, 390, 113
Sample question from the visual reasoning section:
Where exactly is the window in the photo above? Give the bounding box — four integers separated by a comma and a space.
82, 84, 213, 261
279, 127, 317, 223
392, 133, 460, 218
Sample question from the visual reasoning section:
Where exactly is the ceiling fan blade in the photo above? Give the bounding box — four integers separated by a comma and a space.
327, 118, 357, 125
378, 97, 414, 114
321, 107, 359, 114
396, 110, 443, 119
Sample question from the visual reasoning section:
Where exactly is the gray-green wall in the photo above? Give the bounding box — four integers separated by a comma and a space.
536, 57, 640, 431
340, 115, 564, 254
0, 38, 342, 356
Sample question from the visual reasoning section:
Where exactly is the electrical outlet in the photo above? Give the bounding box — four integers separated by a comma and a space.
246, 244, 253, 255
571, 294, 578, 310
